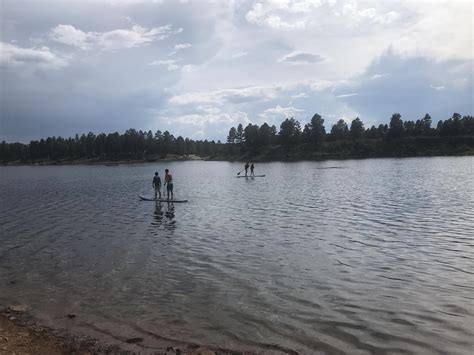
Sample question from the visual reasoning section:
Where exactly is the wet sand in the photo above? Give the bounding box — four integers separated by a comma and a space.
0, 307, 223, 355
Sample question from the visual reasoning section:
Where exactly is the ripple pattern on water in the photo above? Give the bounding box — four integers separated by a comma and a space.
1, 157, 473, 354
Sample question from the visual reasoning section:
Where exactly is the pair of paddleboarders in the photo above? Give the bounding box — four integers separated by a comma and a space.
244, 162, 255, 177
152, 169, 173, 200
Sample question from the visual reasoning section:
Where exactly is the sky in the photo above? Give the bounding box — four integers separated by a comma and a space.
1, 0, 473, 142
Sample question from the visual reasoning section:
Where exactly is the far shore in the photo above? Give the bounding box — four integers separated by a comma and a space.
0, 154, 204, 166
2, 149, 474, 167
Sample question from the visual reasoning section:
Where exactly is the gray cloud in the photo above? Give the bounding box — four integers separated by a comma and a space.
278, 51, 325, 65
334, 50, 474, 125
0, 0, 472, 142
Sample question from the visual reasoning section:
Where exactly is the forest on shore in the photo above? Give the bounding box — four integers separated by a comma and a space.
1, 112, 473, 164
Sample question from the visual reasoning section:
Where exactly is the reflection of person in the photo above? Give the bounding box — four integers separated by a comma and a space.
244, 162, 249, 177
164, 169, 174, 200
250, 163, 255, 176
152, 172, 161, 200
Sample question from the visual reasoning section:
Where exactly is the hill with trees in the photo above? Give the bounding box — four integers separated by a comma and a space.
1, 113, 473, 164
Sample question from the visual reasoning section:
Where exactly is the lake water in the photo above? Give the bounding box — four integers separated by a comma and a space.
1, 157, 473, 354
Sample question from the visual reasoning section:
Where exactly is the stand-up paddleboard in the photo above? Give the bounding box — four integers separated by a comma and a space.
138, 195, 188, 203
237, 175, 266, 178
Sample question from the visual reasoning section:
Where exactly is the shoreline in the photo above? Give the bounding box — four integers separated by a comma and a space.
1, 151, 474, 166
0, 306, 231, 355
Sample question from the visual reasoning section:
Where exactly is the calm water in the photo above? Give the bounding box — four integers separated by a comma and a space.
1, 157, 473, 354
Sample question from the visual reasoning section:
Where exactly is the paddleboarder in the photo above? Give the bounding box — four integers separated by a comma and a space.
250, 163, 255, 176
152, 172, 161, 200
164, 168, 174, 200
244, 162, 249, 177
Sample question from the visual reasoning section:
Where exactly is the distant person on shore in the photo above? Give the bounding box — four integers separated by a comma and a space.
164, 169, 173, 200
250, 163, 255, 176
153, 172, 161, 200
244, 162, 249, 177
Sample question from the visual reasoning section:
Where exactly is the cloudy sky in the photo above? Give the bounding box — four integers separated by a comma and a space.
1, 0, 473, 142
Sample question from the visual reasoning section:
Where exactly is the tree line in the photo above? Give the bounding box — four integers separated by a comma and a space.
1, 112, 473, 163
0, 129, 220, 163
226, 113, 474, 148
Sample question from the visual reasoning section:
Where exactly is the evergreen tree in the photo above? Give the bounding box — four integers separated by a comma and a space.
227, 127, 237, 143
350, 117, 365, 140
279, 117, 301, 145
304, 113, 326, 144
236, 124, 243, 144
388, 113, 405, 138
330, 119, 349, 140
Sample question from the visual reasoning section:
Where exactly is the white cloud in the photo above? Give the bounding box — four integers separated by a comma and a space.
181, 64, 194, 73
259, 105, 304, 120
231, 51, 249, 59
370, 73, 388, 80
278, 51, 325, 65
174, 43, 192, 50
0, 41, 67, 68
291, 92, 308, 99
163, 110, 249, 127
340, 2, 399, 27
169, 85, 283, 106
50, 24, 174, 50
149, 59, 181, 71
336, 93, 358, 98
107, 0, 164, 5
245, 0, 324, 29
430, 84, 445, 91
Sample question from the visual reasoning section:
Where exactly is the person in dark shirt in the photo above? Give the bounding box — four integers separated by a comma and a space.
250, 163, 255, 176
153, 172, 161, 200
244, 162, 249, 177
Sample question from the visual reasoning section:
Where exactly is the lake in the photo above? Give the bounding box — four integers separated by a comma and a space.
1, 157, 473, 354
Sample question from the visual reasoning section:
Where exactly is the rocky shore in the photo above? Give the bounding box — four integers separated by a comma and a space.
0, 306, 224, 355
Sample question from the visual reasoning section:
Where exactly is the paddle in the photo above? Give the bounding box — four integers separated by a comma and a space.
237, 169, 244, 175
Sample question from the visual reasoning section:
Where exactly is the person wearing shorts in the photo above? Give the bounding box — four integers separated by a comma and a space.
164, 169, 173, 200
152, 171, 161, 200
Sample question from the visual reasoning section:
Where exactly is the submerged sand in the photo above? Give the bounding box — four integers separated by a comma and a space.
0, 307, 224, 355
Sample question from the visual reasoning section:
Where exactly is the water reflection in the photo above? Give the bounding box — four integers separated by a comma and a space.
151, 201, 176, 232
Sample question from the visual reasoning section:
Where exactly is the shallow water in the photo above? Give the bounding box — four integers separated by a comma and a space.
1, 157, 473, 354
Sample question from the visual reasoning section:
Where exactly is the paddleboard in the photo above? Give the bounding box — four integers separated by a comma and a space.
138, 195, 188, 203
237, 175, 266, 178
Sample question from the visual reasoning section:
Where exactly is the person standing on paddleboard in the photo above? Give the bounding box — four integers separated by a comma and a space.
153, 172, 161, 200
250, 163, 255, 177
244, 162, 249, 177
164, 169, 174, 200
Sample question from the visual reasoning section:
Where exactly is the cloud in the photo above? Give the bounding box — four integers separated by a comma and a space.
169, 85, 283, 106
149, 59, 181, 71
370, 73, 388, 80
0, 41, 67, 68
337, 93, 358, 98
334, 50, 473, 125
107, 0, 164, 5
166, 112, 245, 127
50, 24, 174, 50
174, 43, 192, 50
291, 92, 308, 99
278, 51, 324, 65
259, 105, 304, 120
430, 84, 445, 91
339, 2, 399, 27
231, 51, 248, 59
245, 1, 324, 29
